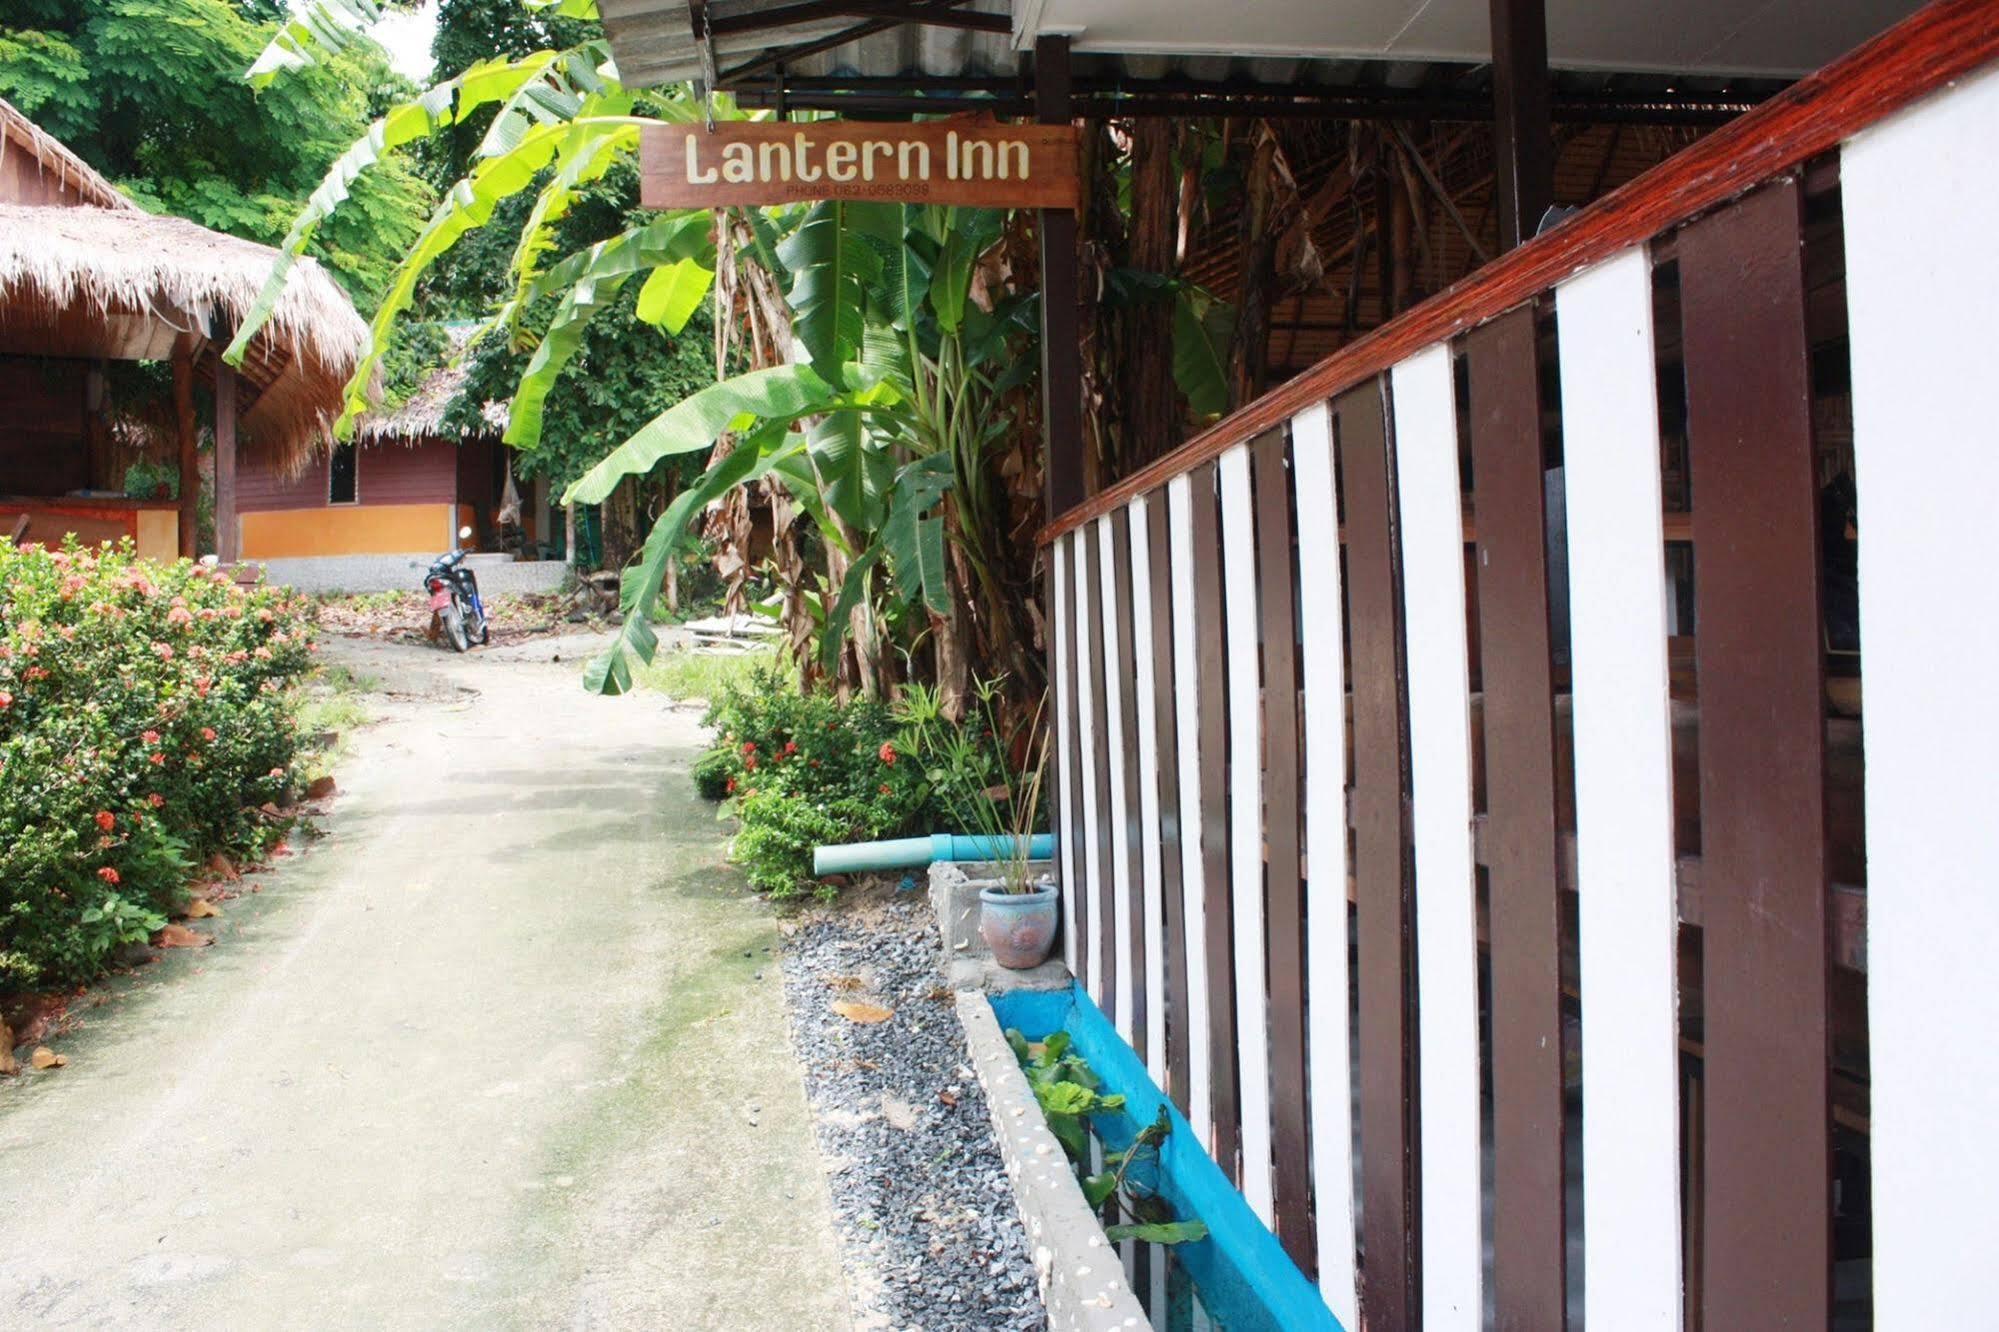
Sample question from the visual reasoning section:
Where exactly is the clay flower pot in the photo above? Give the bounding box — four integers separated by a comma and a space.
978, 881, 1060, 969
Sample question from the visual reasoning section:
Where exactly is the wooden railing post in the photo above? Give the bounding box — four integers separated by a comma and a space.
1035, 34, 1084, 522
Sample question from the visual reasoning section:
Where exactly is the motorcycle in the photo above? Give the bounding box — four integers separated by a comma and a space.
425, 526, 489, 652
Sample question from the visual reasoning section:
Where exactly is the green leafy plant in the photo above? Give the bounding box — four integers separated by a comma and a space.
77, 892, 169, 957
1006, 1028, 1209, 1248
896, 677, 1047, 893
0, 540, 317, 987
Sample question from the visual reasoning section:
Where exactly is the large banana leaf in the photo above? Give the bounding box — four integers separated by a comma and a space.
880, 452, 955, 614
338, 110, 663, 435
1173, 287, 1233, 419
584, 420, 801, 695
852, 205, 930, 332
504, 213, 711, 449
817, 545, 882, 672
564, 363, 837, 505
246, 0, 387, 89
634, 258, 715, 335
927, 207, 1004, 334
502, 66, 694, 303
223, 52, 562, 367
805, 409, 894, 533
776, 200, 896, 381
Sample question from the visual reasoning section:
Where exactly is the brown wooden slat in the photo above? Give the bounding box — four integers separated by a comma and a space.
1339, 378, 1418, 1329
1679, 177, 1830, 1329
1465, 307, 1568, 1330
1037, 0, 1999, 546
1144, 491, 1192, 1112
1251, 429, 1312, 1266
1109, 511, 1148, 1061
1187, 461, 1241, 1174
1055, 546, 1086, 991
1082, 521, 1118, 1016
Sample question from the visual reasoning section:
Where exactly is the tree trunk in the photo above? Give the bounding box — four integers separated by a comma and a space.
599, 476, 641, 572
1228, 130, 1280, 408
929, 605, 969, 722
1122, 118, 1181, 472
172, 348, 199, 559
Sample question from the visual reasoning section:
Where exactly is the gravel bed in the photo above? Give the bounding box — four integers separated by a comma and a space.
779, 891, 1047, 1332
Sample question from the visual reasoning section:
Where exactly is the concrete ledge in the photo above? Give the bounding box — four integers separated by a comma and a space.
928, 860, 1071, 994
955, 991, 1152, 1332
260, 553, 570, 596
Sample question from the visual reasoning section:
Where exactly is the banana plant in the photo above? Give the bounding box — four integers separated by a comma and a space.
562, 199, 1038, 694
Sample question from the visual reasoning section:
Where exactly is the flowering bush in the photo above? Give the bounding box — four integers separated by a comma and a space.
0, 541, 316, 987
693, 665, 1036, 898
695, 666, 925, 897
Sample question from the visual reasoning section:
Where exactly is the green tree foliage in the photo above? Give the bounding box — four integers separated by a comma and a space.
0, 0, 430, 307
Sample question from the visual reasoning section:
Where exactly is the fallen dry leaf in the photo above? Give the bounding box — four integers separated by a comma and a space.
182, 898, 222, 920
204, 853, 240, 882
153, 924, 212, 949
938, 1087, 960, 1107
827, 975, 867, 991
305, 775, 337, 800
30, 1046, 65, 1070
831, 999, 893, 1024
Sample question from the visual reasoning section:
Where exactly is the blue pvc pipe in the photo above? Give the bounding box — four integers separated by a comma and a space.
812, 832, 1054, 877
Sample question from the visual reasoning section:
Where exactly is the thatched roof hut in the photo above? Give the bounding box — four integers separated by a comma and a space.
0, 98, 132, 211
0, 203, 367, 471
0, 96, 374, 563
354, 327, 509, 444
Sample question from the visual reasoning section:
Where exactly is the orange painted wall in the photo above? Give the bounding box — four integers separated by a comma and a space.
2, 501, 177, 561
239, 504, 452, 558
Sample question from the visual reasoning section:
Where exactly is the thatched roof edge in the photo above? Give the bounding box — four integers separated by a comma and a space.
0, 97, 134, 211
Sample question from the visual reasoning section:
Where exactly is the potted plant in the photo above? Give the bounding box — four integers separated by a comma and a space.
973, 770, 1054, 966
967, 706, 1056, 969
899, 681, 1059, 968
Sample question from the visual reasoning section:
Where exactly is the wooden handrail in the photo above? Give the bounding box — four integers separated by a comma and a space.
1037, 0, 1999, 545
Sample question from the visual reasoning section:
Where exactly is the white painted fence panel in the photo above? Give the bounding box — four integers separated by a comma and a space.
1843, 61, 1999, 1327
1167, 473, 1217, 1157
1290, 401, 1359, 1327
1053, 535, 1080, 977
1096, 514, 1136, 1044
1128, 496, 1169, 1084
1390, 345, 1482, 1327
1555, 248, 1684, 1332
1218, 443, 1274, 1222
1072, 525, 1105, 1012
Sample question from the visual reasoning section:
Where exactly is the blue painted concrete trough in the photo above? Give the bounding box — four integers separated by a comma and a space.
988, 984, 1345, 1332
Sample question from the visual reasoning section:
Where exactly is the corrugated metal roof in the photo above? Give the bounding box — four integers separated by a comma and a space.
601, 0, 1925, 91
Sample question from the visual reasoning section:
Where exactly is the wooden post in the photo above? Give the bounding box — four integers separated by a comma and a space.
1035, 34, 1085, 521
172, 347, 198, 559
83, 362, 110, 487
214, 358, 238, 564
1490, 0, 1554, 249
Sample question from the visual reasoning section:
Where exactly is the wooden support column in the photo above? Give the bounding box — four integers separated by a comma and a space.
1680, 178, 1830, 1331
172, 346, 198, 559
1342, 378, 1419, 1330
1036, 34, 1085, 520
214, 358, 238, 564
1467, 308, 1569, 1329
1490, 0, 1554, 249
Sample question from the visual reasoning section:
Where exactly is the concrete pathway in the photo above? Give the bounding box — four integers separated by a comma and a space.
0, 638, 849, 1331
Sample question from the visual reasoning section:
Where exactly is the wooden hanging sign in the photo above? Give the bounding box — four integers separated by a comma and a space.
640, 120, 1080, 210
